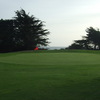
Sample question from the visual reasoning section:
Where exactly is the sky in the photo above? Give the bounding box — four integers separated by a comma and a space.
0, 0, 100, 47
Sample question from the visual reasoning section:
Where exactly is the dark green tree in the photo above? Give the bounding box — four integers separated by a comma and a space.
68, 42, 84, 49
68, 27, 100, 50
0, 9, 50, 52
14, 9, 49, 50
85, 27, 100, 49
0, 19, 15, 52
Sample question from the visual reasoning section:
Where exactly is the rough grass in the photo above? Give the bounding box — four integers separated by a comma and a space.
0, 50, 100, 100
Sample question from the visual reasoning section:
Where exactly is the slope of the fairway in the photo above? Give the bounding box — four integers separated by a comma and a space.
0, 52, 100, 100
0, 52, 100, 65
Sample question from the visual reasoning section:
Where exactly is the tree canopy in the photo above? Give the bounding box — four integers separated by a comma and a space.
68, 27, 100, 50
0, 9, 50, 52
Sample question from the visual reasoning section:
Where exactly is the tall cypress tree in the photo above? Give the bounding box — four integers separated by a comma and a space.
14, 9, 50, 50
0, 9, 50, 52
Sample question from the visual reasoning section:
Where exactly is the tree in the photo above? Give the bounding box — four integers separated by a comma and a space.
85, 27, 100, 49
0, 9, 50, 52
0, 19, 15, 52
14, 9, 49, 50
68, 43, 84, 49
68, 27, 100, 50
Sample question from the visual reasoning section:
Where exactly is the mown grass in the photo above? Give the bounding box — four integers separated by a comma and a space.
0, 50, 100, 100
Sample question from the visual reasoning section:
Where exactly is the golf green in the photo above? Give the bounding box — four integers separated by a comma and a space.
0, 51, 100, 100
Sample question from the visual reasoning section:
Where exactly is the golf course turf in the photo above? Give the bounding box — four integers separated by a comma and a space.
0, 50, 100, 100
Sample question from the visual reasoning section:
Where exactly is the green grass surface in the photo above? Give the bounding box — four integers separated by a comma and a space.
0, 50, 100, 100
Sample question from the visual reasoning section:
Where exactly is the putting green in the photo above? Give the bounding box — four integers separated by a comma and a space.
0, 51, 100, 100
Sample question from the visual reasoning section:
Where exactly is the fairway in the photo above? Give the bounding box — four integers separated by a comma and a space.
0, 51, 100, 100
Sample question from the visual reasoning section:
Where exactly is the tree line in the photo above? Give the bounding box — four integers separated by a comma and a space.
0, 9, 49, 52
1, 9, 100, 52
68, 27, 100, 50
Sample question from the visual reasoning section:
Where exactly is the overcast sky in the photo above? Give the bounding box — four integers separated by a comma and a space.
0, 0, 100, 47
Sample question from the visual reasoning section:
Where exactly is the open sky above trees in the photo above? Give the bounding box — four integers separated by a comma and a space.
0, 0, 100, 47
